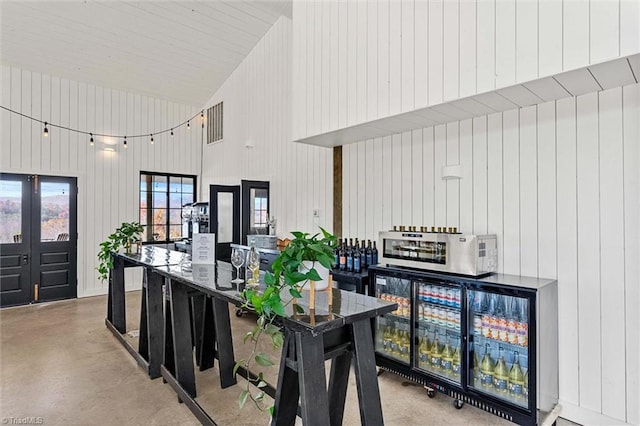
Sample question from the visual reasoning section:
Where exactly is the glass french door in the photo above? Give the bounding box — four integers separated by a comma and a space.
209, 185, 240, 263
0, 173, 78, 307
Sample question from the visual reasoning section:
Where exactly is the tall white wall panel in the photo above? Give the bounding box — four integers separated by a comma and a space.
202, 16, 333, 239
292, 0, 640, 141
0, 65, 201, 298
341, 84, 640, 425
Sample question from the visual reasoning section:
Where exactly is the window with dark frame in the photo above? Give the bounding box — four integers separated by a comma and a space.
139, 172, 196, 243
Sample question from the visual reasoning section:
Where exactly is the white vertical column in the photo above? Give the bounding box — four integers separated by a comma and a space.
537, 101, 557, 279
487, 113, 503, 272
502, 109, 520, 275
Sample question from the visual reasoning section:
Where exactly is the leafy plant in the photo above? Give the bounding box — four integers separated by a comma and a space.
235, 226, 337, 415
97, 221, 144, 281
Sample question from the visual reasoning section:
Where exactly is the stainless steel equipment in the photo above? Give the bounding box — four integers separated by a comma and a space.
176, 202, 210, 254
379, 229, 497, 276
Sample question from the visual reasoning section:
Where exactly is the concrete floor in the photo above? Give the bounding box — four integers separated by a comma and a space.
0, 293, 575, 425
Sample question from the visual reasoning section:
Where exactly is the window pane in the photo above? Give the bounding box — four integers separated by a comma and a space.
140, 191, 150, 209
40, 182, 70, 242
169, 209, 182, 225
152, 225, 166, 241
142, 225, 152, 242
169, 193, 182, 209
169, 176, 182, 193
153, 192, 167, 208
169, 225, 182, 240
152, 209, 167, 224
140, 175, 152, 192
152, 175, 167, 191
0, 179, 22, 244
140, 208, 148, 225
182, 177, 194, 193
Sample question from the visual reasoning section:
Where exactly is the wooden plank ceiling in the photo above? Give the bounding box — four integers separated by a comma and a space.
0, 1, 291, 106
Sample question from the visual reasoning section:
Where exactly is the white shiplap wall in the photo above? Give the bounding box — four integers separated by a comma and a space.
202, 16, 334, 237
292, 0, 640, 141
342, 84, 640, 425
0, 65, 201, 297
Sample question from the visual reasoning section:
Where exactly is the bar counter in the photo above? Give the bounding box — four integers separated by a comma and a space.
106, 246, 397, 426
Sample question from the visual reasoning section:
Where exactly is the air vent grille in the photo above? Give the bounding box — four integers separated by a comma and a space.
207, 102, 223, 144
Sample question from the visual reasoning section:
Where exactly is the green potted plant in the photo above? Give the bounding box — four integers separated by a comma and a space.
235, 227, 337, 415
97, 221, 144, 281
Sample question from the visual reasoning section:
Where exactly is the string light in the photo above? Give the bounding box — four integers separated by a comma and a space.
200, 111, 204, 120
0, 105, 203, 147
150, 134, 154, 144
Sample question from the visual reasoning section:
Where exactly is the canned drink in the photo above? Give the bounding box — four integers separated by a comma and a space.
447, 309, 455, 328
402, 298, 410, 317
438, 308, 447, 326
489, 315, 500, 339
454, 289, 461, 308
507, 319, 518, 344
454, 311, 461, 330
446, 288, 454, 307
425, 285, 433, 303
418, 303, 424, 320
498, 317, 508, 342
516, 321, 528, 346
439, 287, 447, 305
482, 314, 491, 337
425, 304, 433, 323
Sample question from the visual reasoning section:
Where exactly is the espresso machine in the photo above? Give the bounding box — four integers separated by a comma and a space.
176, 202, 209, 253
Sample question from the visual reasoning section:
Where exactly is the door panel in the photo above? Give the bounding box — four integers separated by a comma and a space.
0, 174, 32, 306
241, 180, 270, 245
210, 185, 240, 263
0, 173, 77, 307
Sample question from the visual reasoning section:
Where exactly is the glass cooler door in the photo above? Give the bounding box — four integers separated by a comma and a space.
414, 280, 462, 385
467, 289, 530, 409
373, 274, 412, 365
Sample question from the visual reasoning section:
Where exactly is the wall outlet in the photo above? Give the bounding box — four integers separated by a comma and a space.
312, 209, 319, 217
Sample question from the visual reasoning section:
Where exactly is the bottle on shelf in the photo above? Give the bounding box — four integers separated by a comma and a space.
399, 326, 410, 360
489, 294, 500, 339
473, 347, 481, 387
346, 238, 354, 272
493, 347, 509, 393
382, 324, 393, 352
418, 334, 430, 368
360, 240, 367, 269
339, 239, 346, 271
366, 240, 373, 266
333, 243, 340, 269
523, 369, 529, 403
245, 239, 260, 287
496, 295, 508, 342
517, 298, 529, 347
372, 241, 379, 265
452, 343, 461, 379
430, 330, 442, 371
441, 337, 453, 376
353, 241, 361, 273
480, 343, 494, 389
391, 325, 401, 354
508, 351, 525, 399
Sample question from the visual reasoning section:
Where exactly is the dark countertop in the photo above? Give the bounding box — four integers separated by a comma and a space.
116, 246, 396, 335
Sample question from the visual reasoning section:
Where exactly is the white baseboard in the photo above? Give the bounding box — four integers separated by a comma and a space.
559, 400, 631, 425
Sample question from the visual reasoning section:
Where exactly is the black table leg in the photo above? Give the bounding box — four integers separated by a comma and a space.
198, 297, 216, 371
146, 271, 164, 379
271, 332, 299, 426
168, 279, 197, 398
110, 256, 126, 333
138, 273, 149, 360
328, 350, 353, 426
163, 285, 175, 378
212, 298, 237, 388
190, 294, 205, 368
296, 331, 330, 426
351, 319, 384, 425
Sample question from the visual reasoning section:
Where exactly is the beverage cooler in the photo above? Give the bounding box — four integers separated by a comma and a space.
369, 265, 558, 425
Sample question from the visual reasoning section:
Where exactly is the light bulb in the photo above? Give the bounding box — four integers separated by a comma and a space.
43, 122, 49, 137
90, 133, 94, 146
123, 137, 128, 148
150, 134, 154, 144
170, 129, 174, 137
187, 121, 190, 129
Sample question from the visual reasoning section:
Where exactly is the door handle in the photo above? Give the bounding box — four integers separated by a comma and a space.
23, 254, 29, 265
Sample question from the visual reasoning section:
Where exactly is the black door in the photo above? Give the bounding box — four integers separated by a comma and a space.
209, 185, 240, 263
0, 173, 78, 307
241, 180, 270, 245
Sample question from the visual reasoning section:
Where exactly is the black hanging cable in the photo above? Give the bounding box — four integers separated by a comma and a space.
0, 105, 202, 141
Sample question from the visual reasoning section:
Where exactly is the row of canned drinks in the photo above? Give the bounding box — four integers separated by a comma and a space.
379, 294, 411, 317
418, 302, 461, 331
417, 283, 461, 308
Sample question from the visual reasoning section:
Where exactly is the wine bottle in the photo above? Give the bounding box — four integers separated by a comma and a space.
508, 351, 525, 399
493, 347, 509, 393
360, 240, 367, 269
366, 240, 373, 266
400, 326, 410, 360
245, 239, 260, 287
391, 326, 401, 354
346, 238, 354, 272
452, 343, 461, 379
523, 368, 529, 403
516, 298, 529, 347
441, 338, 453, 375
333, 243, 340, 269
430, 331, 442, 371
353, 241, 361, 273
372, 241, 379, 265
382, 324, 393, 352
480, 343, 494, 388
419, 334, 430, 368
339, 239, 346, 271
473, 348, 481, 387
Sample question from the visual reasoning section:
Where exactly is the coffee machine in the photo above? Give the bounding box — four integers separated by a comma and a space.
176, 202, 209, 253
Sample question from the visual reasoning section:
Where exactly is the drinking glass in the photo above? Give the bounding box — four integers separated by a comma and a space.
230, 248, 244, 284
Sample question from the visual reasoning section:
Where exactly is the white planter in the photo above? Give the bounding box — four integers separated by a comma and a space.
300, 260, 330, 291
